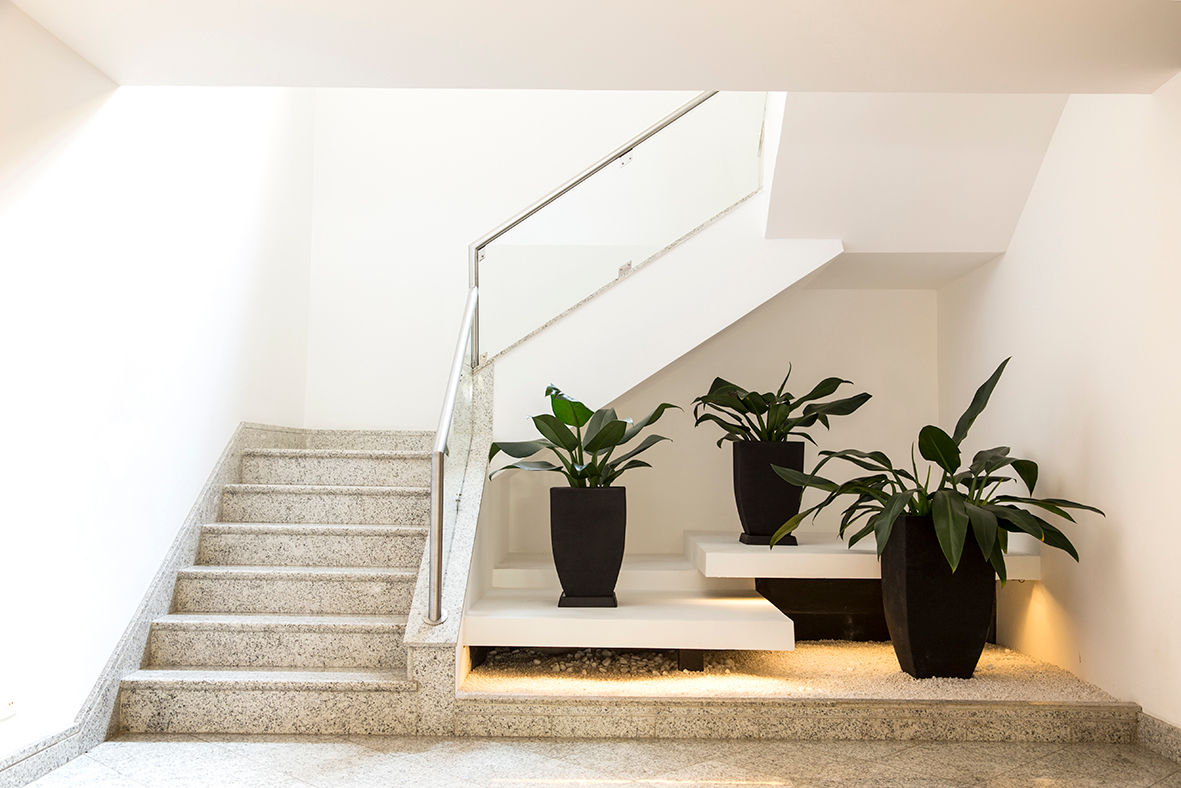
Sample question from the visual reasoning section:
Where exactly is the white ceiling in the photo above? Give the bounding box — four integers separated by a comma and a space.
11, 0, 1181, 91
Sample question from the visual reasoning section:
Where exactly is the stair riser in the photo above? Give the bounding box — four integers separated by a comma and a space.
241, 456, 430, 487
148, 627, 406, 669
305, 431, 433, 452
118, 687, 417, 734
198, 532, 426, 568
173, 577, 413, 615
220, 491, 429, 525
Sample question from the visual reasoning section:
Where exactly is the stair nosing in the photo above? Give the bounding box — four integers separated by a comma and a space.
223, 484, 428, 496
201, 523, 428, 535
242, 449, 431, 460
151, 613, 407, 632
176, 566, 418, 580
121, 667, 416, 692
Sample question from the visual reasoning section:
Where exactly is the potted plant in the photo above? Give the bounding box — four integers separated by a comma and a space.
770, 358, 1104, 678
489, 385, 678, 608
692, 367, 871, 545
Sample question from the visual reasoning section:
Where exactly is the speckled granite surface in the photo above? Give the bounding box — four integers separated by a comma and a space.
147, 614, 407, 669
197, 523, 426, 568
220, 484, 430, 525
172, 566, 417, 615
1141, 713, 1181, 765
240, 449, 432, 487
23, 736, 1181, 788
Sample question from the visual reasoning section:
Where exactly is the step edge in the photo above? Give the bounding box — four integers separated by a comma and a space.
176, 566, 418, 580
201, 523, 428, 536
242, 449, 432, 460
121, 668, 417, 692
223, 484, 429, 496
151, 614, 408, 632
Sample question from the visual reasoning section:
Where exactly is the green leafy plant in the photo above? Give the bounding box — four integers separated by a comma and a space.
692, 366, 871, 446
488, 386, 679, 488
770, 358, 1104, 580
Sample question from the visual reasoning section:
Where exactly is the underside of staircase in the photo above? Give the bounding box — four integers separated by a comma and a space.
116, 432, 436, 735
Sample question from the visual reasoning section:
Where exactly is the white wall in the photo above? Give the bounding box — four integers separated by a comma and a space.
0, 7, 315, 748
937, 74, 1181, 726
303, 89, 698, 430
487, 287, 939, 556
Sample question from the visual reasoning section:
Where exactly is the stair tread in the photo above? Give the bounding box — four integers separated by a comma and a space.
223, 483, 428, 495
201, 523, 427, 534
152, 613, 407, 630
123, 667, 415, 690
243, 449, 431, 460
177, 565, 417, 579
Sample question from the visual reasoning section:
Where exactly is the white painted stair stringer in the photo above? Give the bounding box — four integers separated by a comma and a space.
490, 190, 843, 436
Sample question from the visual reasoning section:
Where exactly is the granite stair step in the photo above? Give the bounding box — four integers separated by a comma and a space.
147, 613, 408, 669
220, 484, 429, 525
117, 667, 418, 734
197, 523, 427, 568
304, 430, 434, 452
172, 565, 416, 615
240, 448, 431, 487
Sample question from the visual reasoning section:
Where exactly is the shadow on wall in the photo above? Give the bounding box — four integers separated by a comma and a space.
0, 1, 115, 204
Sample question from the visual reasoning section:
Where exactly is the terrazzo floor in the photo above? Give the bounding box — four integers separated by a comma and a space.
462, 643, 1114, 701
28, 734, 1181, 787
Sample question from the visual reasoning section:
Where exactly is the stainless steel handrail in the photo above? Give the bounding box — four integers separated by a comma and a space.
465, 90, 718, 368
426, 286, 479, 625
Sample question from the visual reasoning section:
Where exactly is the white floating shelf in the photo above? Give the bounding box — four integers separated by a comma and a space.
688, 531, 1042, 581
492, 552, 749, 592
463, 589, 795, 651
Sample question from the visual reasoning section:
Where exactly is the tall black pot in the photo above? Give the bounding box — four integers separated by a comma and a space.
881, 515, 996, 678
732, 441, 804, 546
549, 486, 626, 608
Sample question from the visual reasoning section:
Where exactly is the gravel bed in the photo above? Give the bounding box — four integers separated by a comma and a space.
463, 641, 1116, 702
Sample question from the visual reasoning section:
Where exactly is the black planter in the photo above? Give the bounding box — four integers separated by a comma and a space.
549, 486, 626, 607
732, 441, 803, 546
881, 515, 996, 678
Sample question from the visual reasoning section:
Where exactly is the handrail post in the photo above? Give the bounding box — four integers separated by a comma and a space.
426, 449, 446, 625
426, 286, 479, 626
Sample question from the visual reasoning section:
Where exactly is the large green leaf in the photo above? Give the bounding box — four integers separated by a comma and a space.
771, 507, 814, 544
771, 464, 839, 492
488, 460, 564, 479
488, 440, 550, 461
964, 501, 998, 561
988, 504, 1045, 540
801, 392, 872, 420
776, 364, 793, 396
610, 434, 670, 465
794, 376, 851, 406
583, 419, 628, 453
932, 489, 969, 571
546, 385, 594, 428
992, 495, 1076, 522
969, 446, 1013, 475
952, 357, 1010, 444
919, 425, 961, 475
989, 543, 1008, 583
868, 491, 911, 557
1036, 517, 1081, 561
1011, 459, 1039, 494
581, 407, 619, 449
621, 402, 680, 443
532, 414, 579, 452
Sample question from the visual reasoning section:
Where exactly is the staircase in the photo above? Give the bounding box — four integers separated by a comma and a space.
116, 432, 434, 734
